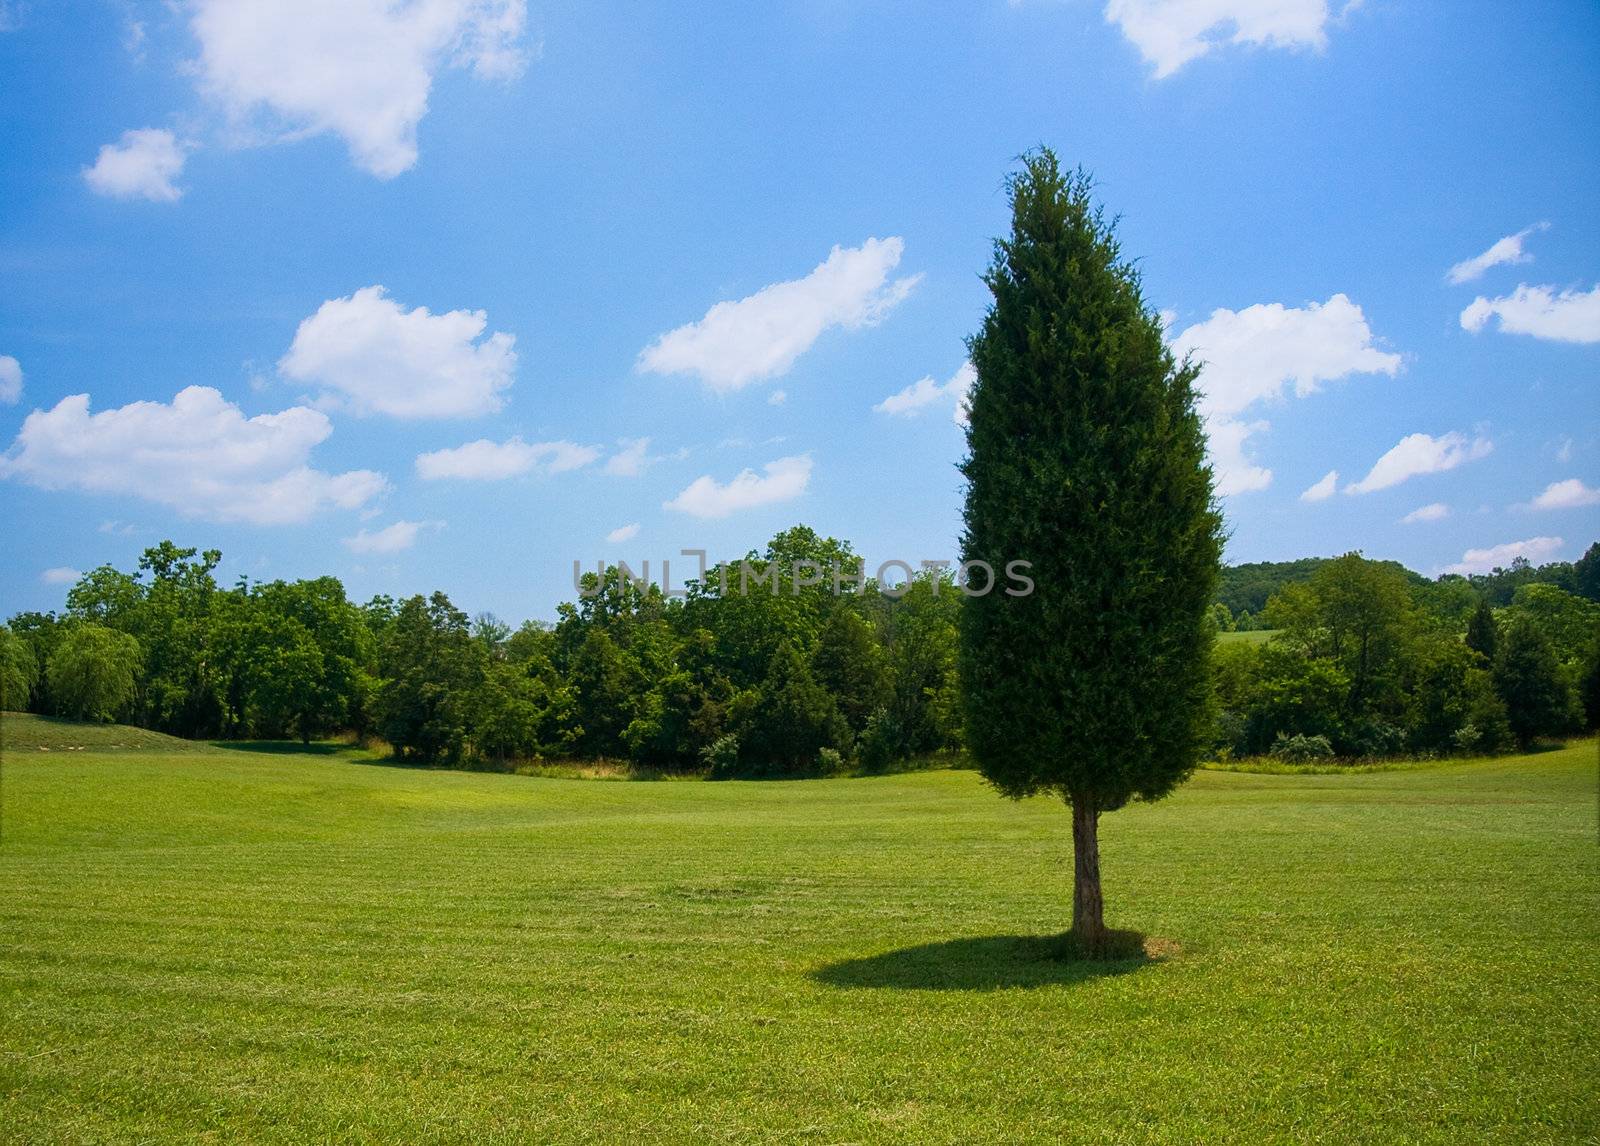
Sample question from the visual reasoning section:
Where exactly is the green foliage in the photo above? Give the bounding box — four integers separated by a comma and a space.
1465, 598, 1499, 661
376, 592, 486, 764
1493, 618, 1577, 747
46, 624, 142, 723
959, 150, 1222, 808
1270, 732, 1334, 762
0, 625, 39, 712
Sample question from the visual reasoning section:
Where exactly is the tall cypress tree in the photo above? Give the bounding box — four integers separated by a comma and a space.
960, 150, 1223, 955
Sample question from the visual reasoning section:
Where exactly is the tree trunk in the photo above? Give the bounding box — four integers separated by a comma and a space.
1071, 794, 1106, 954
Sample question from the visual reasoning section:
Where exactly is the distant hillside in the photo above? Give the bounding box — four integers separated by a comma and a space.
0, 712, 207, 754
1216, 557, 1428, 617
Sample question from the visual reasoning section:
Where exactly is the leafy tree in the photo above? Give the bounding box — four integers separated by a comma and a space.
377, 593, 485, 764
1492, 619, 1573, 748
1465, 598, 1499, 662
735, 643, 849, 775
959, 151, 1223, 953
810, 605, 889, 732
1574, 542, 1600, 603
0, 626, 39, 712
47, 624, 142, 722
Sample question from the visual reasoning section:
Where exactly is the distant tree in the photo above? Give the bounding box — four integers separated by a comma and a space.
810, 606, 889, 733
0, 626, 39, 712
377, 593, 485, 764
1492, 619, 1573, 748
736, 642, 849, 775
1574, 542, 1600, 603
1506, 583, 1600, 666
47, 624, 142, 723
1465, 598, 1499, 662
959, 151, 1223, 954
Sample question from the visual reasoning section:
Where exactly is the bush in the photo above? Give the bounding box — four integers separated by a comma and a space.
1340, 717, 1405, 759
816, 747, 844, 776
699, 733, 741, 779
1271, 732, 1334, 763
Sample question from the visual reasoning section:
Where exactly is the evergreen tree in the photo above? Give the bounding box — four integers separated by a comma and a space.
1492, 618, 1572, 748
1465, 598, 1499, 662
959, 151, 1222, 954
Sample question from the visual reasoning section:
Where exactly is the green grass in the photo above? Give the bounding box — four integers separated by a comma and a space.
1217, 628, 1280, 645
1, 719, 1596, 1142
0, 711, 210, 754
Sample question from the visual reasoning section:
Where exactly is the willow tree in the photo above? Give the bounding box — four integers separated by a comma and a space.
959, 150, 1222, 955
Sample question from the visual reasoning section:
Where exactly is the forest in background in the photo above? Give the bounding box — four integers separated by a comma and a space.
3, 530, 1596, 775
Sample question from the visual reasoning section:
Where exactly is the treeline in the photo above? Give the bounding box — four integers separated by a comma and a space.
2, 534, 1597, 772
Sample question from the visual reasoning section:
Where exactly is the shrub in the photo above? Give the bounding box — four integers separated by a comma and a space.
1271, 732, 1334, 763
816, 747, 844, 776
699, 733, 741, 779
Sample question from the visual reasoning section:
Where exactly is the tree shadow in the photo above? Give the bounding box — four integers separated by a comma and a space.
213, 740, 354, 757
812, 930, 1169, 991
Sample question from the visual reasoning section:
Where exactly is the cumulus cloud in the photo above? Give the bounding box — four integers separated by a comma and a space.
1172, 294, 1400, 419
1400, 502, 1450, 524
1104, 0, 1339, 79
663, 454, 813, 519
415, 436, 599, 480
83, 128, 188, 201
40, 567, 82, 586
638, 238, 920, 392
342, 519, 439, 554
0, 386, 387, 524
1205, 418, 1273, 496
190, 0, 528, 179
1446, 223, 1547, 285
1460, 283, 1600, 344
0, 355, 20, 404
1167, 294, 1399, 497
1299, 469, 1338, 503
1345, 431, 1493, 495
1442, 537, 1565, 576
1528, 478, 1600, 510
280, 286, 516, 418
606, 522, 640, 544
875, 361, 975, 427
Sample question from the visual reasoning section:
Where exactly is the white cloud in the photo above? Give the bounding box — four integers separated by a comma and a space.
1104, 0, 1338, 79
280, 286, 516, 418
342, 519, 438, 554
415, 436, 599, 480
0, 386, 387, 524
98, 520, 137, 536
1299, 469, 1338, 503
190, 0, 528, 179
768, 389, 787, 406
603, 437, 652, 477
1207, 417, 1273, 496
638, 238, 920, 391
1171, 294, 1400, 419
606, 522, 640, 544
1528, 478, 1600, 511
663, 454, 813, 519
875, 361, 975, 427
1460, 283, 1600, 344
1442, 537, 1565, 576
1556, 437, 1574, 464
1345, 431, 1493, 495
83, 128, 188, 202
1168, 294, 1398, 497
1446, 223, 1547, 285
0, 354, 20, 404
1400, 502, 1450, 524
40, 567, 81, 586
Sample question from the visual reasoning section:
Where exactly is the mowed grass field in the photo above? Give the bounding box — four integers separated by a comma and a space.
1, 715, 1597, 1143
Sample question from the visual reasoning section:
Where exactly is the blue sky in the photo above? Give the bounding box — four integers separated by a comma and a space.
2, 0, 1597, 623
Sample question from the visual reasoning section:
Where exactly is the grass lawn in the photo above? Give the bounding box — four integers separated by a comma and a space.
1, 714, 1596, 1143
1216, 628, 1280, 646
